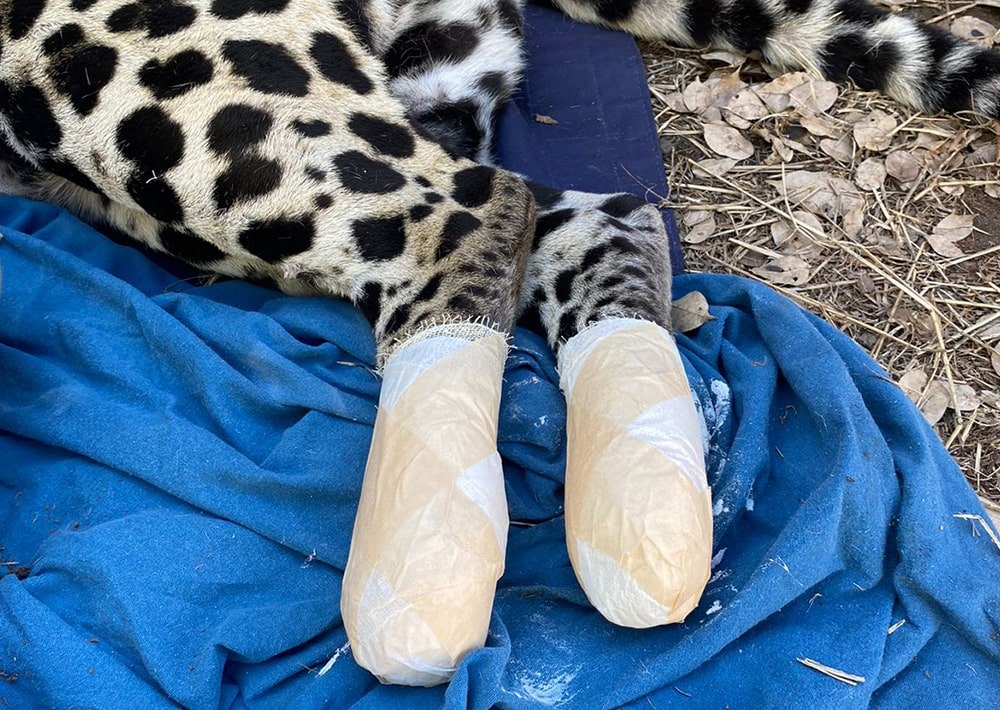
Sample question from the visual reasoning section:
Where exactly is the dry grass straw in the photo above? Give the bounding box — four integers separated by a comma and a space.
795, 657, 867, 685
640, 0, 1000, 507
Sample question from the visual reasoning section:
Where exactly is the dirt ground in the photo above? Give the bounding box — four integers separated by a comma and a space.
638, 0, 1000, 515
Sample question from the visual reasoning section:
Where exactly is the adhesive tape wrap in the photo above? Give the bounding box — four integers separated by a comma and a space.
341, 323, 509, 686
558, 318, 713, 628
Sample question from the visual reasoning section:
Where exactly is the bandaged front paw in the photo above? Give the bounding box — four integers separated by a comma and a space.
341, 323, 509, 686
558, 318, 712, 628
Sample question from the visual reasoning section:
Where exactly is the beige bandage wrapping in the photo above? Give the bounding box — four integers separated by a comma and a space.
341, 323, 509, 687
558, 318, 713, 628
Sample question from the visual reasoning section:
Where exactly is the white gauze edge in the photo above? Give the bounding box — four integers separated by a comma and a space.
557, 318, 713, 629
341, 322, 509, 687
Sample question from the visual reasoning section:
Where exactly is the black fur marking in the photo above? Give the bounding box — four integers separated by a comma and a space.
140, 50, 213, 100
592, 0, 640, 22
50, 43, 118, 115
348, 113, 416, 158
384, 22, 480, 79
477, 71, 509, 98
43, 24, 85, 55
213, 155, 282, 209
210, 0, 290, 20
555, 269, 578, 303
305, 166, 327, 182
106, 1, 197, 37
412, 101, 482, 159
683, 0, 721, 45
238, 217, 315, 263
496, 0, 523, 33
446, 294, 477, 313
126, 173, 184, 222
352, 216, 407, 261
336, 0, 374, 51
451, 166, 495, 208
599, 194, 647, 219
581, 244, 610, 272
821, 33, 900, 93
414, 274, 443, 303
415, 176, 432, 188
313, 194, 333, 209
310, 32, 373, 94
335, 151, 407, 194
409, 204, 433, 222
424, 192, 443, 204
724, 0, 775, 53
532, 208, 575, 248
9, 0, 46, 40
116, 106, 184, 173
834, 0, 887, 24
160, 227, 226, 263
292, 119, 332, 137
223, 40, 310, 96
46, 158, 104, 195
558, 309, 578, 341
383, 304, 411, 336
356, 281, 383, 325
207, 104, 273, 155
784, 0, 812, 13
435, 212, 482, 261
526, 181, 564, 211
71, 0, 98, 9
0, 81, 63, 154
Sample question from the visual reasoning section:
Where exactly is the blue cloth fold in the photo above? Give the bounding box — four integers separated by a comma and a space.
2, 196, 998, 709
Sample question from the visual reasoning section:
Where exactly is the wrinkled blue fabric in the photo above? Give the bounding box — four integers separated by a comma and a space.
2, 197, 998, 709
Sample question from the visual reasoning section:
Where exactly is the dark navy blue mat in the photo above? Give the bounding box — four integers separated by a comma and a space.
2, 5, 998, 709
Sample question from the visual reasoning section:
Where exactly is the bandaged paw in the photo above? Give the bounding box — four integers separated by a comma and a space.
558, 318, 712, 628
341, 323, 509, 686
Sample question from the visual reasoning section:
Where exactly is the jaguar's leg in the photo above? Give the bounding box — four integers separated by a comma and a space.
519, 186, 713, 628
548, 0, 1000, 118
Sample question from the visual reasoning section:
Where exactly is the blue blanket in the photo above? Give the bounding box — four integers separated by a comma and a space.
2, 6, 999, 708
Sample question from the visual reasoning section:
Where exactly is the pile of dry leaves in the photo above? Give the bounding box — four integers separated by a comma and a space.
641, 3, 1000, 512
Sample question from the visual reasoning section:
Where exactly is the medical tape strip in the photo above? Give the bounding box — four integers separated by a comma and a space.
558, 318, 713, 628
341, 324, 509, 686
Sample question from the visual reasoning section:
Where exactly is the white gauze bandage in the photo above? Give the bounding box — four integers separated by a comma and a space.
341, 323, 510, 687
558, 318, 712, 628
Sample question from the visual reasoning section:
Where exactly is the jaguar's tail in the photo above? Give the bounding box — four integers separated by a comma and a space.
548, 0, 1000, 119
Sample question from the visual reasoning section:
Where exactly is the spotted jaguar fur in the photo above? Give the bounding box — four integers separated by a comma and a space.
0, 0, 997, 361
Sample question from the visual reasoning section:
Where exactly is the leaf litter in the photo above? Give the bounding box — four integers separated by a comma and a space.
643, 4, 1000, 505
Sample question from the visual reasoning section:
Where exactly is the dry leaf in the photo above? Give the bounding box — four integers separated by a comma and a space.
768, 133, 795, 162
991, 350, 1000, 378
756, 72, 811, 111
788, 79, 839, 114
534, 114, 559, 125
925, 214, 974, 258
672, 291, 715, 332
683, 78, 713, 114
724, 90, 770, 129
682, 209, 717, 244
842, 205, 865, 238
752, 255, 811, 286
951, 16, 997, 47
971, 313, 1000, 340
885, 150, 922, 183
820, 134, 853, 163
856, 158, 887, 191
853, 110, 897, 151
769, 170, 864, 219
702, 49, 746, 64
899, 369, 929, 404
800, 114, 844, 138
920, 380, 951, 426
771, 210, 825, 250
694, 157, 737, 177
704, 121, 755, 160
950, 384, 981, 412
